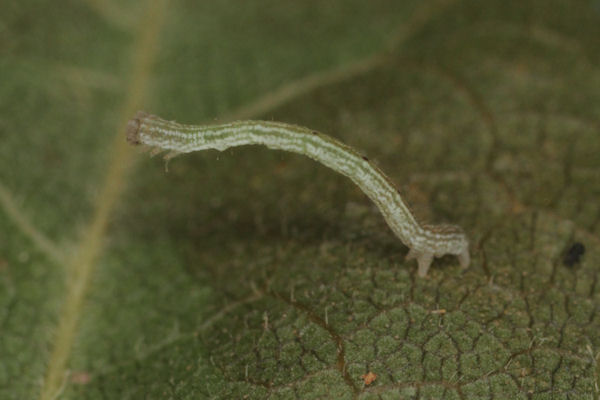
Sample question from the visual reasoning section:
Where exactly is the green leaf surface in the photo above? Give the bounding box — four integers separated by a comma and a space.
1, 0, 599, 399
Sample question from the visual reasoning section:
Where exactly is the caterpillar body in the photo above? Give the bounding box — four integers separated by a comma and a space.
127, 111, 470, 277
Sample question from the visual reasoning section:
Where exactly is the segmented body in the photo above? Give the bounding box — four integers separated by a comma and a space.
127, 111, 470, 276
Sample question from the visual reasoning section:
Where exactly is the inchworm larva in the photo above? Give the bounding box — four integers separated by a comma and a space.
127, 111, 470, 277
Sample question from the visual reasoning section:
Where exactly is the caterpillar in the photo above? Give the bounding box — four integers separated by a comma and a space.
127, 111, 470, 277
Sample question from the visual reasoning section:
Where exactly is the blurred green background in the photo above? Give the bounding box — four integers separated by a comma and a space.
1, 0, 599, 399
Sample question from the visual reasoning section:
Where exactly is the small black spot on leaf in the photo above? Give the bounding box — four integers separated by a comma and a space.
563, 242, 585, 267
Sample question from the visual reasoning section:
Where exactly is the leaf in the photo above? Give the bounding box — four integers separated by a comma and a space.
1, 0, 599, 399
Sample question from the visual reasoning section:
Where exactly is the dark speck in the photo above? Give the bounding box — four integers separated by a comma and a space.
563, 242, 585, 267
312, 131, 318, 135
362, 156, 369, 161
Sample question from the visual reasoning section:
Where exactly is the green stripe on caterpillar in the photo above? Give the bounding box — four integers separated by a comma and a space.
127, 111, 470, 277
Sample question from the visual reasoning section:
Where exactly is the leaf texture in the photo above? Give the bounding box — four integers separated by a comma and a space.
1, 0, 599, 399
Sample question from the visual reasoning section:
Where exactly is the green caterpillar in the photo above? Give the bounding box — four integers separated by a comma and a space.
127, 111, 469, 277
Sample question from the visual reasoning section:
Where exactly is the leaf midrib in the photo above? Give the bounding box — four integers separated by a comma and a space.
37, 1, 168, 398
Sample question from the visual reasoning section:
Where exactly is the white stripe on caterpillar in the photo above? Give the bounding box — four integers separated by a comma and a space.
127, 111, 470, 277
